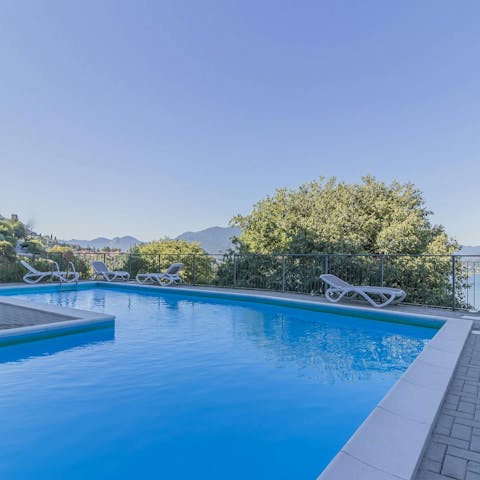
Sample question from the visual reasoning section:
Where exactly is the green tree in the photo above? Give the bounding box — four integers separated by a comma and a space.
10, 220, 27, 240
125, 239, 215, 284
229, 176, 462, 306
233, 176, 457, 255
0, 221, 15, 245
21, 238, 45, 255
0, 240, 16, 260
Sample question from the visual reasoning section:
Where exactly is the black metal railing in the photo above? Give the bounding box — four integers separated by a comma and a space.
2, 252, 479, 311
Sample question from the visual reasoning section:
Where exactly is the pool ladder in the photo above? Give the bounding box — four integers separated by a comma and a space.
53, 261, 78, 290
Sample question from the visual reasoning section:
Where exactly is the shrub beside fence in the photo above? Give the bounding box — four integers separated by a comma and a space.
1, 252, 479, 311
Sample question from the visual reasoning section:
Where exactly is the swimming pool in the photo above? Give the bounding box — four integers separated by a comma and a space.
0, 285, 437, 479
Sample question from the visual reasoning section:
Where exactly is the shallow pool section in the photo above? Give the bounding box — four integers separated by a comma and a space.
0, 287, 436, 479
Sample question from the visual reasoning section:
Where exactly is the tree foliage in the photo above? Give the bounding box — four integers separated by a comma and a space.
124, 239, 215, 284
228, 176, 465, 307
232, 176, 458, 255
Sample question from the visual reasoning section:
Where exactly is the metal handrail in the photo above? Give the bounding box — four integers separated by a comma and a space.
66, 261, 78, 288
50, 261, 64, 285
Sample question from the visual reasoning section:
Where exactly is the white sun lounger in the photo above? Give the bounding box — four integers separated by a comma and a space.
136, 263, 184, 286
21, 260, 80, 284
320, 274, 406, 308
92, 261, 130, 282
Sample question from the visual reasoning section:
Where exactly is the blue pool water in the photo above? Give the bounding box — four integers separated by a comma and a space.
0, 287, 436, 479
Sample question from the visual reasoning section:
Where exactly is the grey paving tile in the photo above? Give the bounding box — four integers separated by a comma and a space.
422, 458, 442, 473
467, 367, 480, 379
452, 380, 465, 391
436, 425, 454, 436
432, 433, 470, 449
459, 401, 477, 415
442, 454, 467, 479
444, 407, 475, 421
452, 423, 473, 441
453, 417, 480, 429
416, 470, 452, 480
446, 394, 461, 407
425, 442, 447, 462
463, 383, 478, 395
460, 392, 478, 404
471, 435, 480, 452
448, 445, 480, 463
437, 414, 455, 431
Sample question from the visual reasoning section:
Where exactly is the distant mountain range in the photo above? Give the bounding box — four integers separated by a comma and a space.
175, 226, 240, 253
62, 232, 478, 256
63, 236, 142, 251
61, 226, 240, 253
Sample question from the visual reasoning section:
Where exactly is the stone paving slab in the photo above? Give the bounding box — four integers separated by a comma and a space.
0, 302, 73, 329
416, 323, 480, 480
0, 296, 115, 344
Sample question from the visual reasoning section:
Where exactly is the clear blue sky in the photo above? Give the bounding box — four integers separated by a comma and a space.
1, 1, 479, 244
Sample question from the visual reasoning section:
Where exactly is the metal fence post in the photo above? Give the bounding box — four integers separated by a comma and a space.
452, 255, 456, 310
128, 254, 132, 277
281, 255, 286, 292
192, 254, 196, 285
380, 254, 385, 287
233, 254, 237, 288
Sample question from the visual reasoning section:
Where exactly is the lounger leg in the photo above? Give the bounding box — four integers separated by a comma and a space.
325, 289, 350, 303
391, 291, 407, 305
356, 291, 398, 308
136, 274, 150, 284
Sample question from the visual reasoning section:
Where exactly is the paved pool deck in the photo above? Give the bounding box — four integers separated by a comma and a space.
415, 319, 480, 480
0, 293, 115, 343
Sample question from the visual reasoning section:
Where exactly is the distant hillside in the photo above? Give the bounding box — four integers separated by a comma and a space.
63, 236, 142, 251
458, 246, 480, 256
176, 226, 240, 253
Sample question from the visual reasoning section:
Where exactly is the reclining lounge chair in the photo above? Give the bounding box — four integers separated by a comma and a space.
136, 263, 184, 286
21, 260, 79, 284
92, 261, 130, 282
320, 274, 406, 308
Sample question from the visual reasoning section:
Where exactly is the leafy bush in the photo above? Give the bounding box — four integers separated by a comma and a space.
0, 240, 16, 261
122, 239, 215, 284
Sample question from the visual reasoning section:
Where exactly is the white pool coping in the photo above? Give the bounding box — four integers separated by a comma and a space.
0, 281, 473, 479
